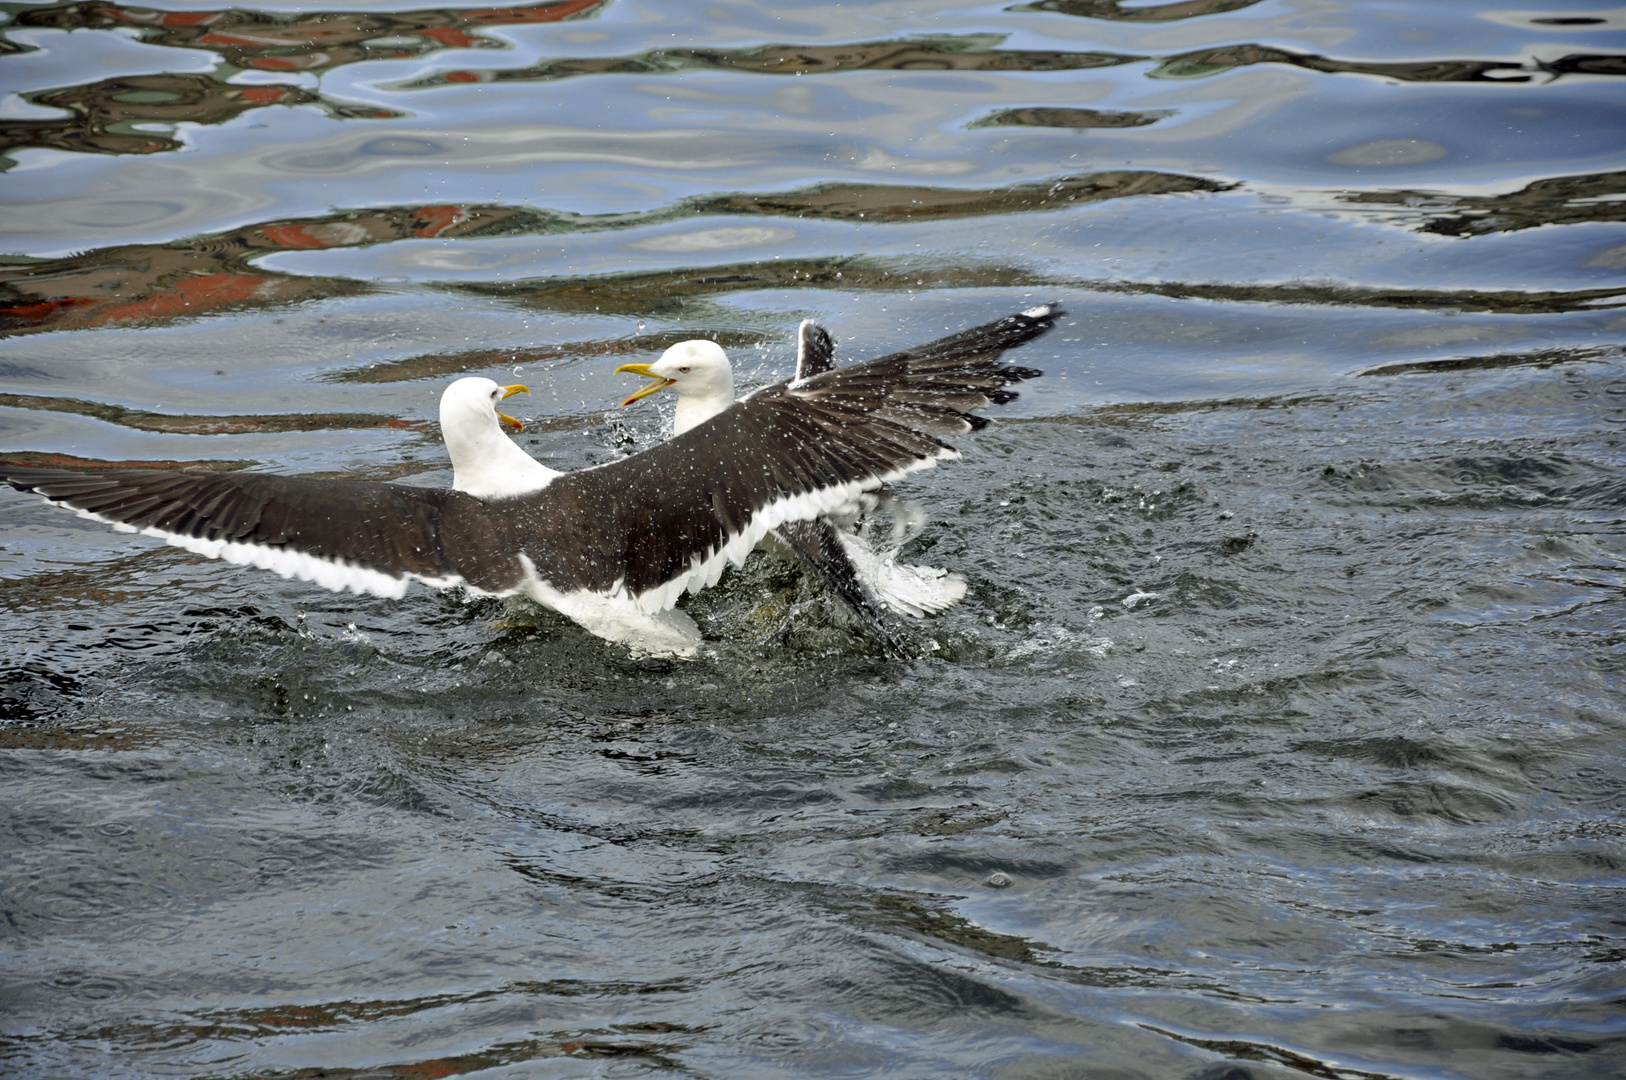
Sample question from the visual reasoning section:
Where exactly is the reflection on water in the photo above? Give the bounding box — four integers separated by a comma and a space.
9, 0, 604, 73
0, 387, 425, 435
6, 164, 1617, 342
1, 0, 1624, 1077
973, 104, 1172, 129
0, 1, 603, 163
0, 72, 333, 159
1018, 0, 1267, 20
404, 34, 1143, 88
1342, 167, 1626, 236
3, 1, 1619, 169
404, 33, 1609, 90
0, 172, 1227, 334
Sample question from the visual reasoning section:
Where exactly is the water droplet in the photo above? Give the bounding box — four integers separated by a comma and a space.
985, 871, 1013, 889
513, 365, 523, 376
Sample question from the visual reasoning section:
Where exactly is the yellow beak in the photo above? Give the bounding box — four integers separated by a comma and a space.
498, 383, 528, 430
615, 362, 675, 407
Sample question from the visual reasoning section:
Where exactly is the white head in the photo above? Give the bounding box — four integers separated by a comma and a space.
615, 339, 735, 436
439, 377, 559, 499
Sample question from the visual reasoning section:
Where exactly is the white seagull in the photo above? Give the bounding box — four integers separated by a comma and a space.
3, 305, 1059, 655
614, 319, 973, 653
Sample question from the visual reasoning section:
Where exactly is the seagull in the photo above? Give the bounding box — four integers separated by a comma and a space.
614, 319, 971, 654
3, 305, 1059, 655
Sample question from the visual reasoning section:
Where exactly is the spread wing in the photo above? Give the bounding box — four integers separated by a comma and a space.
783, 304, 1052, 432
508, 304, 1059, 609
2, 466, 523, 598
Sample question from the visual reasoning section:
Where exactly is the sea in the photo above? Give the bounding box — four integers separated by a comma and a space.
1, 1, 1623, 1077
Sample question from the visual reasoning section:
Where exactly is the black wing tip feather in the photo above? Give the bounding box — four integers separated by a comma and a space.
5, 465, 107, 496
778, 303, 1062, 434
951, 303, 1061, 418
994, 302, 1062, 353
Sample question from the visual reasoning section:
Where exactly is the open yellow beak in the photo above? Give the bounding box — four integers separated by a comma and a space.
615, 362, 675, 407
498, 383, 528, 430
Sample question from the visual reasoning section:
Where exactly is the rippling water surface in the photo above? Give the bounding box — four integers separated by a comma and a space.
2, 1, 1625, 1076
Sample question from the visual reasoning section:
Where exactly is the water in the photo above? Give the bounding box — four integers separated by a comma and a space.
2, 0, 1624, 1076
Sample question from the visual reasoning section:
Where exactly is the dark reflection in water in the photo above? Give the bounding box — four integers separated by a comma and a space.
56, 998, 695, 1075
408, 34, 1141, 88
1359, 345, 1618, 378
688, 171, 1232, 221
461, 257, 1626, 319
0, 73, 333, 160
0, 172, 1224, 333
1082, 277, 1626, 316
2, 162, 1621, 339
1342, 168, 1626, 237
469, 256, 1034, 315
1144, 42, 1539, 83
1016, 0, 1266, 20
8, 0, 604, 72
0, 1, 604, 164
0, 390, 422, 435
1546, 54, 1626, 76
0, 203, 518, 332
408, 33, 1608, 90
972, 105, 1171, 130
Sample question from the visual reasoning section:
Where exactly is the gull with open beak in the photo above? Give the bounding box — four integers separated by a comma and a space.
616, 340, 735, 436
616, 329, 969, 650
438, 379, 556, 499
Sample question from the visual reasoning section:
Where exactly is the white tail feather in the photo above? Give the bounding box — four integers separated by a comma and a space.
834, 530, 967, 618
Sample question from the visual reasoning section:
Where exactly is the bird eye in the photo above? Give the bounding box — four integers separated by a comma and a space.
490, 390, 498, 399
679, 366, 690, 373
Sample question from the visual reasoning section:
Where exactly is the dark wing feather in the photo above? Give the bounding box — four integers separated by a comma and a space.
2, 467, 523, 593
509, 396, 931, 597
511, 304, 1059, 599
794, 319, 836, 381
787, 305, 1057, 437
